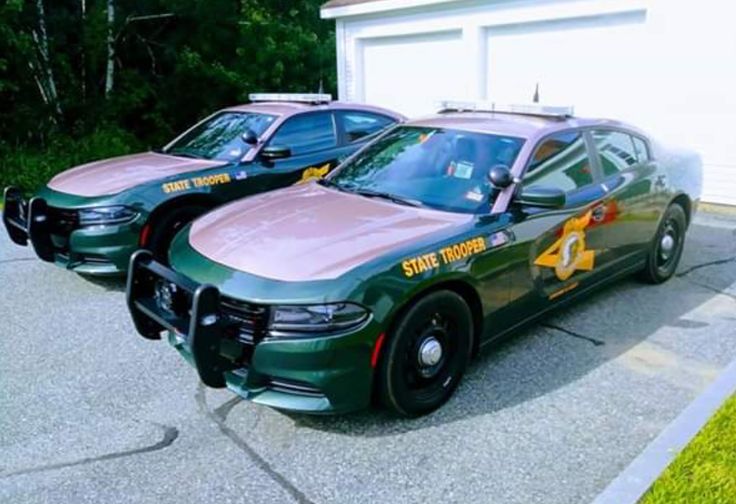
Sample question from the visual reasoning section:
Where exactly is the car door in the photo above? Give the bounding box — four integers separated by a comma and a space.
493, 130, 611, 331
250, 111, 356, 190
589, 129, 660, 265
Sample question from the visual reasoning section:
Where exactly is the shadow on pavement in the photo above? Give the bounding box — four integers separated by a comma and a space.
282, 224, 736, 437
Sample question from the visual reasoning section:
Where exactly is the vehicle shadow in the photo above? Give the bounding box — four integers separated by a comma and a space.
78, 274, 127, 292
283, 224, 736, 437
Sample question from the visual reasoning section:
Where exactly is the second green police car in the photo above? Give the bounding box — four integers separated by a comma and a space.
127, 102, 702, 416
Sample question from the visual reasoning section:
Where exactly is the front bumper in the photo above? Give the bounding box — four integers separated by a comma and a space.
126, 251, 377, 414
2, 187, 141, 275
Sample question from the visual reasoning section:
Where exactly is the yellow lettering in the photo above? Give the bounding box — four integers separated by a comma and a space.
402, 260, 414, 278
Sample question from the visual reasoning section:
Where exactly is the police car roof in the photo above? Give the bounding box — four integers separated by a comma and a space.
409, 111, 639, 141
224, 101, 405, 120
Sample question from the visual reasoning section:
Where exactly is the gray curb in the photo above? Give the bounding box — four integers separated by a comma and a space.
592, 356, 736, 504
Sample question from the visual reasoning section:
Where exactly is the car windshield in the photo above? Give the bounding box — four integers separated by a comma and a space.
326, 126, 524, 213
165, 111, 276, 162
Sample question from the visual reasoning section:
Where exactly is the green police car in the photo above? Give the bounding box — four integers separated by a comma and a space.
127, 102, 702, 416
2, 94, 402, 275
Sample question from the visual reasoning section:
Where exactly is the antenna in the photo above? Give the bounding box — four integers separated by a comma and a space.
533, 83, 540, 103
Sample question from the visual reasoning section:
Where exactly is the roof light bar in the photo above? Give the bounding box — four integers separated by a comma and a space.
438, 100, 574, 118
249, 93, 332, 104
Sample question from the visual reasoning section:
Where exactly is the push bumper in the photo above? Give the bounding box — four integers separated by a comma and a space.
126, 250, 376, 414
2, 186, 139, 275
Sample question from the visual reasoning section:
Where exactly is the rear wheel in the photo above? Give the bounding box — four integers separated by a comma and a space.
146, 205, 208, 264
638, 203, 687, 284
377, 290, 473, 417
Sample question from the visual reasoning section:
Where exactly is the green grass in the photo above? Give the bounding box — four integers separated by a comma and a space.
641, 394, 736, 503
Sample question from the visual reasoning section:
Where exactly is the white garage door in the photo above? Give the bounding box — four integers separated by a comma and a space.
485, 11, 736, 205
360, 31, 466, 117
486, 13, 648, 121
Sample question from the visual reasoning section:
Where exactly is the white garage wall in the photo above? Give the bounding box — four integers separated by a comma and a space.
330, 0, 736, 205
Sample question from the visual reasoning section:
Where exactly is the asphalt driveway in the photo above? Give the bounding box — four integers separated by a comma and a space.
1, 212, 734, 504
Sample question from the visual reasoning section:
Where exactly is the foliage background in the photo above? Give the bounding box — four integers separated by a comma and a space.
0, 0, 336, 193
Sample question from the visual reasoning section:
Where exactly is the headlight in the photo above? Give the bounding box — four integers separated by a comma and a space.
268, 303, 369, 335
78, 206, 138, 226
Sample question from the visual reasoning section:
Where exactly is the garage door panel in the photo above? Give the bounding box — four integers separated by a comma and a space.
360, 31, 465, 117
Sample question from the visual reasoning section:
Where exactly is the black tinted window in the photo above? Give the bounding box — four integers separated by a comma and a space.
270, 113, 337, 155
632, 136, 650, 162
341, 112, 394, 142
592, 130, 638, 175
524, 132, 594, 193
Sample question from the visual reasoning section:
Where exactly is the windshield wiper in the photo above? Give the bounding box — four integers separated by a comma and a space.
353, 189, 423, 207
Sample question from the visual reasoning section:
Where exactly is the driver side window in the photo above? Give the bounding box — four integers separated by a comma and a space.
269, 112, 337, 156
524, 131, 594, 194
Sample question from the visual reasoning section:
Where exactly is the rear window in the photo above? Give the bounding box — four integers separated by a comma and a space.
592, 130, 639, 175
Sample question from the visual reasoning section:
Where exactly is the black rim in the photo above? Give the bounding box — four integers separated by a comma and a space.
656, 216, 682, 273
398, 310, 461, 404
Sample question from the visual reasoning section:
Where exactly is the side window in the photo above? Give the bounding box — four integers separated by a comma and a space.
632, 136, 651, 162
592, 130, 639, 175
340, 112, 395, 143
269, 112, 337, 156
524, 132, 595, 193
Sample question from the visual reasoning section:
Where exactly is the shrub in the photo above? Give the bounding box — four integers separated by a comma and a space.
0, 127, 142, 194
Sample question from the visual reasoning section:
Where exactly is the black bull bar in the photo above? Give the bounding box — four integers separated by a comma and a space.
126, 249, 240, 388
3, 186, 56, 262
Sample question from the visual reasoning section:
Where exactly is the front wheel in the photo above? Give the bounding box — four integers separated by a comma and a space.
376, 290, 473, 417
146, 205, 208, 264
638, 203, 687, 284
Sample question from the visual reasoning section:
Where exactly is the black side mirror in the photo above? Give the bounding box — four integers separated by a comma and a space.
488, 165, 513, 189
517, 186, 566, 208
260, 144, 291, 160
241, 129, 258, 145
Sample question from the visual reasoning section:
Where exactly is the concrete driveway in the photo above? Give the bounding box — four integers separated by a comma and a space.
1, 213, 734, 504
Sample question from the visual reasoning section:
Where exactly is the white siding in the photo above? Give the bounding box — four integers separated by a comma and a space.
331, 0, 736, 205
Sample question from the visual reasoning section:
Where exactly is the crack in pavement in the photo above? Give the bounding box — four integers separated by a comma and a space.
195, 384, 314, 504
542, 323, 606, 347
0, 423, 179, 479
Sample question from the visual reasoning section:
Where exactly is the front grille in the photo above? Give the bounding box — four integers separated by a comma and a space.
220, 297, 269, 345
47, 207, 79, 236
268, 377, 324, 398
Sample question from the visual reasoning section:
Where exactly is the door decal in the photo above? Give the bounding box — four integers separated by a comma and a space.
297, 163, 331, 184
535, 211, 596, 281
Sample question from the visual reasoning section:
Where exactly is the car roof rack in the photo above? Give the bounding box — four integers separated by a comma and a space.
438, 100, 574, 118
249, 93, 332, 104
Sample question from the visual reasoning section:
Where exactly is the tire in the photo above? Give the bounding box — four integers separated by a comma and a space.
638, 203, 687, 284
377, 290, 473, 417
146, 205, 208, 264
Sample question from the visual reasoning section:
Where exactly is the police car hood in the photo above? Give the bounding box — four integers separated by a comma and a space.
188, 183, 471, 282
47, 152, 227, 197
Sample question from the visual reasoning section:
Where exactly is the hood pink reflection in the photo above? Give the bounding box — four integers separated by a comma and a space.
48, 152, 227, 197
189, 183, 471, 282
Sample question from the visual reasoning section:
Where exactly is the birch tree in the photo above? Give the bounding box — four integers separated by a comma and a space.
105, 0, 115, 97
32, 0, 62, 119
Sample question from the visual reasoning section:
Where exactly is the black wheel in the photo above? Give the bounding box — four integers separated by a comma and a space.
377, 290, 473, 417
638, 203, 687, 284
146, 205, 207, 264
